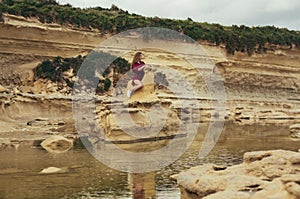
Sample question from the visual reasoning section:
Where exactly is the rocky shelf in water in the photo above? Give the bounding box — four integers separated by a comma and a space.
172, 149, 300, 199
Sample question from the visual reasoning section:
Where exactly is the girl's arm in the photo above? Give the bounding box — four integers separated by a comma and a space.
137, 65, 146, 71
132, 63, 146, 72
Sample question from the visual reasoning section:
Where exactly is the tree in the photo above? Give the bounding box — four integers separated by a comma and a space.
110, 4, 120, 11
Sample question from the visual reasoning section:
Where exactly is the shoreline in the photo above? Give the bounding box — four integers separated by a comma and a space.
1, 91, 300, 151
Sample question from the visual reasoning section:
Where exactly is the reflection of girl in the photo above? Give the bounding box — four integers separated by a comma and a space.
128, 173, 156, 199
127, 52, 146, 98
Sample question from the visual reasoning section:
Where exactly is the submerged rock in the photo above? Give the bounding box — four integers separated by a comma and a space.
40, 135, 73, 153
176, 149, 300, 199
40, 167, 68, 174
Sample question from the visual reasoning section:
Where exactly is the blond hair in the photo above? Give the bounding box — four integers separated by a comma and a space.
131, 52, 142, 67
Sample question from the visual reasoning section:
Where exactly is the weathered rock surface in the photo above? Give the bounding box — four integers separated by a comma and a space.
176, 149, 300, 199
290, 124, 300, 138
40, 135, 73, 153
0, 84, 7, 93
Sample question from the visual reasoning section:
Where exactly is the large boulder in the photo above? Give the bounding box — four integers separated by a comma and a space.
40, 135, 73, 153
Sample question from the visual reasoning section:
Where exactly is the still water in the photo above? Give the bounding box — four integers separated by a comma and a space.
0, 122, 299, 199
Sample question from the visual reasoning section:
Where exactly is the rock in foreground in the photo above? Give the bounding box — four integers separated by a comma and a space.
176, 149, 300, 199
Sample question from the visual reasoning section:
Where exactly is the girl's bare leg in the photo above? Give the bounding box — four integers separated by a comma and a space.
127, 80, 143, 97
132, 80, 143, 92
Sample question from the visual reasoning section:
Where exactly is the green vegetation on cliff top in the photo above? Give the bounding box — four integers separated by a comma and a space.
1, 0, 300, 55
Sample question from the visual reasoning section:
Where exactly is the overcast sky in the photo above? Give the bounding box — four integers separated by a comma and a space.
57, 0, 300, 31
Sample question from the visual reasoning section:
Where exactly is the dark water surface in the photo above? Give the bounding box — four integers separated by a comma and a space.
0, 122, 299, 199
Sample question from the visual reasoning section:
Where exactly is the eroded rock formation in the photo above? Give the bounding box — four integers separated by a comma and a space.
0, 13, 300, 149
175, 149, 300, 199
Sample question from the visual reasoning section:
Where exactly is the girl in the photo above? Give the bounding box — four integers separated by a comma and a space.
127, 52, 146, 97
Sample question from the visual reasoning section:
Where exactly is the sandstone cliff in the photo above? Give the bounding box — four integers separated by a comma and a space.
0, 13, 300, 149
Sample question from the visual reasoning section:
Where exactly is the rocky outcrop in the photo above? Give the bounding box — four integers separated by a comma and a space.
175, 149, 300, 199
74, 73, 191, 152
40, 135, 73, 153
290, 124, 300, 138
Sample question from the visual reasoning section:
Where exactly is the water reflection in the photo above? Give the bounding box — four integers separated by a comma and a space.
128, 173, 156, 199
0, 122, 299, 199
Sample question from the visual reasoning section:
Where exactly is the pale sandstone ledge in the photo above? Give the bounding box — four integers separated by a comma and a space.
174, 149, 300, 199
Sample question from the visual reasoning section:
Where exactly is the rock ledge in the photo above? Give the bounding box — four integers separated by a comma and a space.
176, 149, 300, 199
